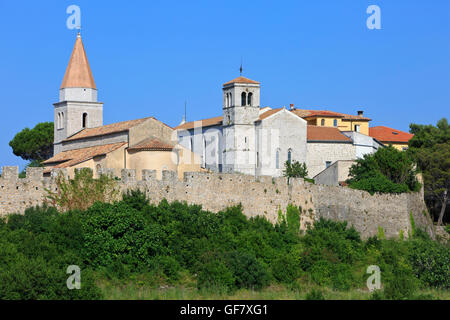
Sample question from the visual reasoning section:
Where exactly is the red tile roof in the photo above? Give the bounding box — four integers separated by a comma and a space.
43, 142, 126, 169
175, 116, 223, 130
307, 126, 352, 142
128, 138, 174, 151
223, 76, 260, 86
369, 126, 414, 143
64, 117, 168, 142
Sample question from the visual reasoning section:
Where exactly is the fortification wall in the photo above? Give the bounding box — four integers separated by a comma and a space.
0, 166, 434, 239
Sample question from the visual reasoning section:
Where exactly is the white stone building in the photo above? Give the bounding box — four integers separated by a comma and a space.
175, 76, 384, 179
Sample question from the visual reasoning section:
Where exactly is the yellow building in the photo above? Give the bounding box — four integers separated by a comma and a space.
291, 109, 371, 135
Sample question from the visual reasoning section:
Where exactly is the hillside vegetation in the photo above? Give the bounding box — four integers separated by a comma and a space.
0, 190, 448, 300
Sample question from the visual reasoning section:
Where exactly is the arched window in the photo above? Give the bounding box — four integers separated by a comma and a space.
61, 112, 64, 129
321, 119, 325, 126
82, 113, 88, 129
57, 113, 60, 129
241, 92, 247, 106
229, 93, 232, 106
275, 149, 280, 169
247, 92, 253, 106
333, 119, 338, 127
287, 149, 292, 164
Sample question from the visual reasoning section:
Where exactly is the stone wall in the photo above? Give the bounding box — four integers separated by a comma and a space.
0, 166, 434, 239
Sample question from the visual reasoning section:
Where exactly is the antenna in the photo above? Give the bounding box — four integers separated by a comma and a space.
184, 100, 187, 122
240, 57, 243, 76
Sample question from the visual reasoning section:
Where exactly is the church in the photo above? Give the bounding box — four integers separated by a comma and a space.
44, 33, 385, 182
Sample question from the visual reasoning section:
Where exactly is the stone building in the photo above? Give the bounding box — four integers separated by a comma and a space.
44, 33, 201, 179
175, 76, 383, 179
43, 33, 391, 181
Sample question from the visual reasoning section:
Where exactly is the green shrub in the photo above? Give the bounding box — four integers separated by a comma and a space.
197, 260, 235, 292
408, 239, 450, 289
271, 252, 301, 284
347, 146, 420, 194
224, 251, 270, 289
80, 202, 166, 270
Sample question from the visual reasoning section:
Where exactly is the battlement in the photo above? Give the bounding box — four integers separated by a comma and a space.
0, 166, 434, 239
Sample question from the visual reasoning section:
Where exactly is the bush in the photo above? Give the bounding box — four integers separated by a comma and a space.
197, 260, 235, 292
224, 251, 270, 289
271, 252, 301, 284
80, 202, 166, 270
347, 146, 420, 194
408, 238, 450, 289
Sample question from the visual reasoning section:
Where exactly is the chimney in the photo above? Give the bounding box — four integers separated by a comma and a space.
290, 104, 294, 111
357, 110, 364, 117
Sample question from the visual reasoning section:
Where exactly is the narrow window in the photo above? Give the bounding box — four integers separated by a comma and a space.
57, 113, 61, 129
247, 92, 253, 106
61, 112, 64, 129
241, 92, 247, 106
226, 93, 229, 108
321, 119, 325, 126
82, 113, 88, 128
287, 149, 292, 164
229, 93, 232, 106
326, 161, 332, 168
202, 136, 206, 168
333, 119, 338, 127
276, 149, 280, 169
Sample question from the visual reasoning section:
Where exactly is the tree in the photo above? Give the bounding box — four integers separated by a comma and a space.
9, 122, 54, 162
408, 118, 450, 225
283, 160, 309, 181
346, 146, 420, 195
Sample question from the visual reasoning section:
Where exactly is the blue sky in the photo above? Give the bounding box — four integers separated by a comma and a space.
0, 0, 449, 169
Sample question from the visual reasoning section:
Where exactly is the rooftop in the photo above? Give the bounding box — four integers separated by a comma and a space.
369, 126, 414, 143
64, 117, 166, 142
307, 126, 352, 142
223, 76, 260, 86
43, 142, 126, 169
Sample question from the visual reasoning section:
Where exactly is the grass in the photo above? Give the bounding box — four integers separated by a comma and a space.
97, 278, 450, 300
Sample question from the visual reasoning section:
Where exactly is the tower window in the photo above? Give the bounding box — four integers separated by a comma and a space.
247, 92, 253, 106
82, 113, 88, 129
241, 92, 247, 106
321, 119, 325, 126
57, 112, 61, 129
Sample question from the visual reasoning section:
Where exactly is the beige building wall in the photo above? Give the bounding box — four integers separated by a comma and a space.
129, 118, 175, 146
307, 142, 356, 178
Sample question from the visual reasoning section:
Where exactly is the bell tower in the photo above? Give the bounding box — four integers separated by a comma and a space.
53, 32, 103, 155
222, 76, 260, 174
